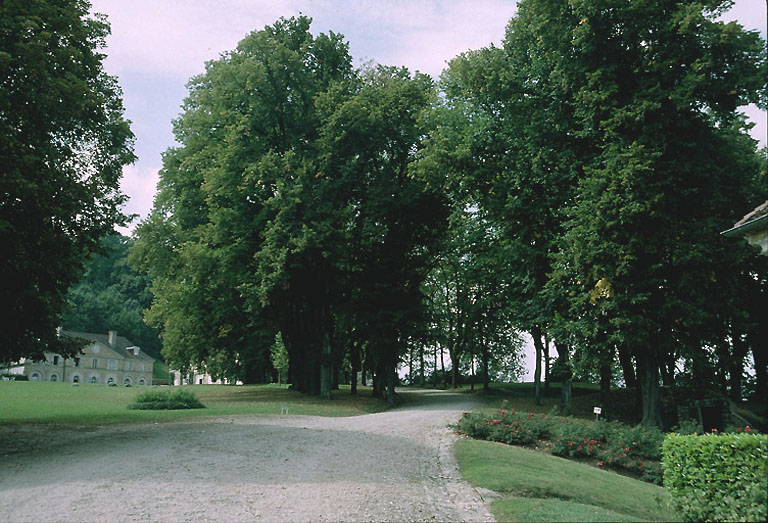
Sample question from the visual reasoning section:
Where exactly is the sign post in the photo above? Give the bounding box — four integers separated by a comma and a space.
593, 406, 602, 421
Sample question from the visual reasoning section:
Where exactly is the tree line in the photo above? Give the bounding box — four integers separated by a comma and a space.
2, 1, 766, 427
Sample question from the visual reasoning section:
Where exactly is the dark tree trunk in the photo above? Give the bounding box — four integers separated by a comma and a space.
419, 345, 425, 387
450, 346, 461, 389
637, 349, 663, 429
728, 333, 749, 402
481, 344, 490, 391
350, 341, 360, 396
748, 329, 766, 418
543, 335, 551, 392
440, 347, 446, 387
599, 362, 611, 414
531, 326, 544, 406
618, 343, 636, 388
554, 342, 572, 416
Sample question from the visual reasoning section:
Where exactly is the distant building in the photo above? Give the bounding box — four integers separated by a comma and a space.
170, 369, 241, 386
723, 200, 768, 255
7, 330, 155, 385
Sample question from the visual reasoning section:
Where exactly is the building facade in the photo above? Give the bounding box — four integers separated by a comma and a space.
7, 330, 155, 385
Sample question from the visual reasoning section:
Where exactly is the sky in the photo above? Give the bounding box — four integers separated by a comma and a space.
89, 0, 768, 237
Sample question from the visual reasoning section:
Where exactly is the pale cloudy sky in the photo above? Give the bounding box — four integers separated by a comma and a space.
88, 0, 767, 235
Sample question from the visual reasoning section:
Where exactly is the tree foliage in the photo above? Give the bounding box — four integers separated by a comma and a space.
60, 234, 162, 359
133, 17, 447, 399
0, 0, 134, 361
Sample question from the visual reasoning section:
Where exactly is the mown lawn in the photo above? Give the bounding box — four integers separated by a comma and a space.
455, 438, 678, 522
0, 381, 387, 425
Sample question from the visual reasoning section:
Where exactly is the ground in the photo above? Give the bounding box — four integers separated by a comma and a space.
0, 389, 494, 522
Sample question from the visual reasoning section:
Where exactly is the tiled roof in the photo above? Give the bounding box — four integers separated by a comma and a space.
734, 200, 768, 227
60, 330, 155, 361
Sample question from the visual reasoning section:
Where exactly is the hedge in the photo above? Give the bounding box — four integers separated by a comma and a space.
662, 432, 767, 522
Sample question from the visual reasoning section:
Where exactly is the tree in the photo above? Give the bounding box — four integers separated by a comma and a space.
133, 18, 446, 401
61, 234, 162, 359
1, 0, 134, 362
544, 0, 766, 427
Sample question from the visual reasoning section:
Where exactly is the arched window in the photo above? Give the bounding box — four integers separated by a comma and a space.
90, 376, 98, 384
72, 375, 80, 383
124, 377, 132, 385
50, 374, 58, 382
107, 377, 115, 384
30, 372, 41, 381
138, 378, 146, 385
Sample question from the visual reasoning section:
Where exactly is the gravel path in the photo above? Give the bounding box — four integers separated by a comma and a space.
0, 389, 496, 522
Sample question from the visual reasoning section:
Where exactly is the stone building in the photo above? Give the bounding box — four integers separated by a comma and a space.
7, 330, 155, 385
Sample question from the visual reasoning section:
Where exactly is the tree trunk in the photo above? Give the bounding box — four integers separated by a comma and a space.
482, 344, 490, 391
531, 326, 544, 406
617, 343, 636, 388
727, 330, 747, 401
543, 335, 550, 392
599, 362, 611, 418
637, 350, 663, 429
350, 341, 360, 396
554, 342, 572, 416
449, 346, 461, 389
419, 345, 425, 386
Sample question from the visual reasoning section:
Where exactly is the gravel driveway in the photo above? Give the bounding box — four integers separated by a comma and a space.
0, 389, 495, 522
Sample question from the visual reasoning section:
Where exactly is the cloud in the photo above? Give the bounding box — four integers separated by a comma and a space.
115, 164, 160, 236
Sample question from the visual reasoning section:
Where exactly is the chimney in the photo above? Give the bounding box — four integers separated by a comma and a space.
127, 346, 140, 357
108, 330, 117, 347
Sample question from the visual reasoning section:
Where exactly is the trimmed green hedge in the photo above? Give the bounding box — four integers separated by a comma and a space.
662, 432, 767, 522
128, 389, 205, 410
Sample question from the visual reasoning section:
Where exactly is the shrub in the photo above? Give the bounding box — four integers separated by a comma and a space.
128, 388, 205, 410
662, 432, 767, 522
455, 408, 554, 446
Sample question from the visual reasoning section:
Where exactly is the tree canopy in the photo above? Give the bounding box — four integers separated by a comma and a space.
1, 0, 134, 362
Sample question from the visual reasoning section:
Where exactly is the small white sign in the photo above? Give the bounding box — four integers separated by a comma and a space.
593, 407, 602, 415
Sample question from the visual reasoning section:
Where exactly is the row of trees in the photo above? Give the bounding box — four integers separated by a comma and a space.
133, 2, 766, 426
427, 0, 767, 425
3, 1, 765, 428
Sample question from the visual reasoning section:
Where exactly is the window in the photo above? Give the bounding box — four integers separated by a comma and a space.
72, 375, 80, 383
139, 364, 145, 372
138, 378, 146, 385
107, 359, 117, 370
107, 377, 115, 384
90, 376, 98, 384
124, 377, 132, 385
52, 355, 60, 365
73, 358, 80, 367
92, 359, 98, 368
30, 372, 41, 381
125, 361, 131, 371
50, 374, 58, 382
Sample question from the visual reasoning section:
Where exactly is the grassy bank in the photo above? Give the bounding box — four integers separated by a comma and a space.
455, 438, 678, 522
0, 381, 387, 425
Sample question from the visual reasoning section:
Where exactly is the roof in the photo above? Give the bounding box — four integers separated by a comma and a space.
722, 200, 768, 237
734, 201, 768, 227
61, 330, 155, 362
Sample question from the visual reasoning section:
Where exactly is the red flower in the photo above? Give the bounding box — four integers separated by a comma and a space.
598, 461, 604, 468
745, 426, 751, 432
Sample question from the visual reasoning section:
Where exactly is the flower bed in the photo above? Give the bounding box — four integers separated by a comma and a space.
455, 403, 665, 484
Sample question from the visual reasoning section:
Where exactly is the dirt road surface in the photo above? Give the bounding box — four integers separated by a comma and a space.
0, 389, 495, 522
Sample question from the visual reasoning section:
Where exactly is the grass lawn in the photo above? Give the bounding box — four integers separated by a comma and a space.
0, 381, 387, 425
455, 438, 678, 522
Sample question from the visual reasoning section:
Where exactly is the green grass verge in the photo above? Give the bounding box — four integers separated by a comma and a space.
0, 381, 386, 425
455, 438, 677, 522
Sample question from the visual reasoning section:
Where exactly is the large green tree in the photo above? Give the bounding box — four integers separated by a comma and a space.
0, 0, 134, 362
542, 0, 767, 427
134, 18, 446, 400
